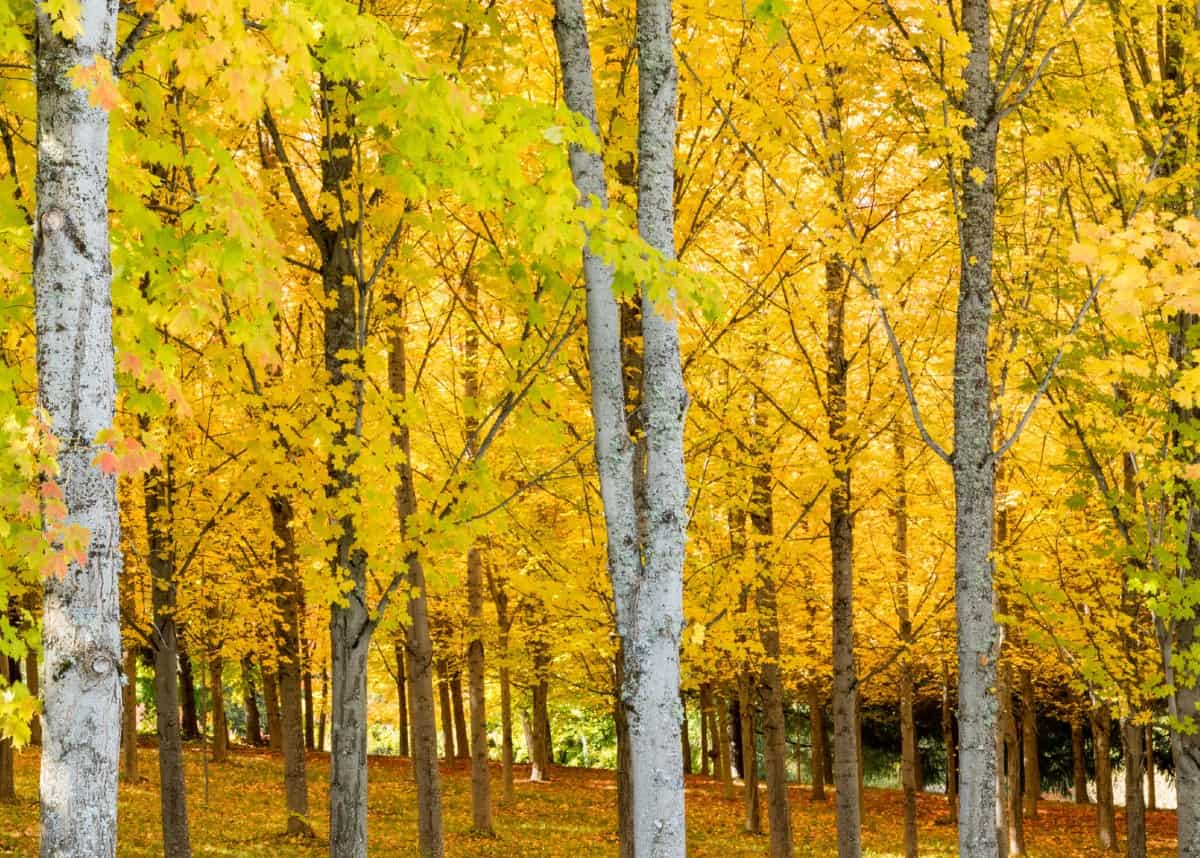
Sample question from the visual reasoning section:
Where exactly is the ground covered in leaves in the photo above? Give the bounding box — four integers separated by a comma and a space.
0, 746, 1178, 856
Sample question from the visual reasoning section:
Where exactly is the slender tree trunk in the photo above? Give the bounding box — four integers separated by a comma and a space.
438, 678, 455, 760
825, 257, 861, 858
466, 546, 493, 833
895, 430, 917, 858
1145, 725, 1155, 812
1092, 709, 1116, 851
0, 652, 16, 801
122, 646, 139, 780
952, 0, 1002, 851
681, 694, 693, 776
304, 670, 316, 752
1019, 669, 1039, 818
1072, 713, 1088, 803
263, 668, 282, 751
34, 5, 124, 849
616, 648, 634, 858
269, 495, 310, 834
1122, 719, 1147, 858
241, 658, 263, 747
700, 684, 711, 777
717, 692, 734, 799
145, 462, 191, 858
451, 674, 470, 761
179, 649, 199, 742
394, 640, 410, 757
208, 658, 228, 763
492, 583, 515, 802
389, 328, 444, 857
531, 677, 552, 780
23, 590, 41, 747
318, 664, 327, 752
738, 671, 761, 834
809, 685, 827, 801
1000, 667, 1024, 856
942, 663, 958, 823
749, 396, 791, 856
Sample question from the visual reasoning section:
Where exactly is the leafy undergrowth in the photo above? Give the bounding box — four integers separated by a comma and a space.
0, 745, 1177, 856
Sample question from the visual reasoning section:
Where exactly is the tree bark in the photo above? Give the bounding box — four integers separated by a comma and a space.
1000, 667, 1024, 856
942, 663, 958, 823
531, 677, 552, 780
1145, 724, 1155, 812
33, 5, 124, 849
738, 671, 761, 834
394, 640, 410, 757
1019, 669, 1039, 818
269, 495, 310, 835
390, 326, 445, 858
451, 674, 470, 761
490, 574, 515, 802
23, 591, 41, 747
179, 648, 200, 742
122, 646, 139, 781
749, 396, 791, 856
716, 691, 734, 799
263, 667, 282, 751
616, 647, 634, 858
895, 429, 917, 858
1123, 718, 1147, 858
681, 694, 693, 775
144, 462, 191, 858
809, 686, 827, 801
1071, 713, 1088, 804
700, 684, 712, 777
465, 543, 493, 833
241, 658, 263, 747
438, 677, 455, 760
208, 658, 228, 763
825, 257, 861, 858
1092, 709, 1116, 851
304, 670, 316, 752
552, 0, 688, 852
0, 652, 17, 801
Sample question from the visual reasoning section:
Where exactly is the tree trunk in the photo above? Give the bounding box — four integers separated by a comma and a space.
1071, 713, 1088, 803
23, 591, 40, 747
263, 667, 282, 751
391, 327, 445, 858
942, 664, 958, 823
0, 653, 16, 801
241, 658, 263, 747
1000, 667, 1024, 856
895, 429, 917, 858
824, 257, 861, 858
1092, 709, 1116, 851
34, 4, 124, 851
1020, 669, 1039, 818
318, 664, 327, 753
700, 684, 712, 777
810, 686, 827, 801
953, 1, 1001, 853
179, 648, 200, 742
270, 494, 311, 835
531, 677, 552, 780
451, 674, 470, 761
1123, 719, 1147, 858
327, 601, 370, 858
466, 543, 493, 833
438, 678, 454, 759
145, 462, 191, 858
394, 640, 410, 757
209, 658, 228, 763
304, 670, 316, 752
552, 0, 688, 853
681, 694, 693, 776
1145, 725, 1155, 812
738, 671, 761, 834
716, 691, 734, 799
122, 646, 139, 781
616, 648, 634, 858
749, 398, 792, 856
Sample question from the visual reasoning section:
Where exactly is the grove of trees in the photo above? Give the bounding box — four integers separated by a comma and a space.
1, 0, 1199, 857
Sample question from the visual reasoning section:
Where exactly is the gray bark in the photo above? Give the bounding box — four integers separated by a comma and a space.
144, 462, 191, 858
825, 258, 861, 858
809, 686, 827, 801
390, 326, 445, 858
32, 8, 129, 825
393, 640, 409, 758
953, 2, 1001, 853
1019, 669, 1039, 819
208, 658, 228, 763
738, 672, 761, 834
263, 667, 282, 751
438, 677, 454, 759
699, 683, 711, 777
241, 658, 263, 747
1071, 713, 1088, 804
1122, 718, 1146, 858
716, 690, 734, 799
451, 674, 470, 761
1145, 725, 1155, 812
551, 0, 689, 852
1093, 709, 1116, 850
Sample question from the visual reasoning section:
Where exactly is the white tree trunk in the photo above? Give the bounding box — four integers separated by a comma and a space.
552, 0, 688, 853
34, 1, 123, 855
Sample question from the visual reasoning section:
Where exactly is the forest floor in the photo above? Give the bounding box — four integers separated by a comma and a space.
0, 745, 1177, 856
